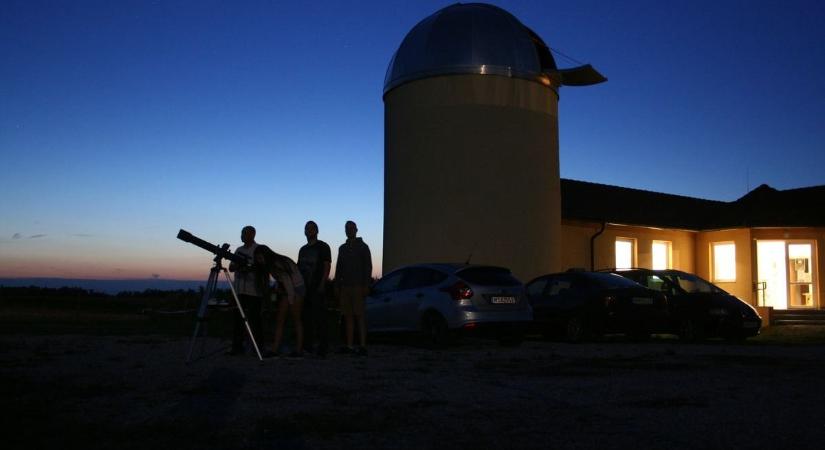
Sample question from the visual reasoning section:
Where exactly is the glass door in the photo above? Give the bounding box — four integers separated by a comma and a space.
757, 241, 787, 309
788, 242, 815, 308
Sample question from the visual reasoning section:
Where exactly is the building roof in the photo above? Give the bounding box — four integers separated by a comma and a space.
384, 3, 557, 94
561, 179, 825, 230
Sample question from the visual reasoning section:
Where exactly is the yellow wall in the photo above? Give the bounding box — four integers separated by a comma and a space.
695, 229, 754, 304
560, 220, 695, 273
384, 75, 561, 282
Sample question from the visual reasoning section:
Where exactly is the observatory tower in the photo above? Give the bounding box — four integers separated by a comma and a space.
383, 3, 605, 281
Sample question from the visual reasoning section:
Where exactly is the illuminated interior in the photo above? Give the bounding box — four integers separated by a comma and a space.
652, 240, 671, 270
615, 238, 634, 269
712, 242, 736, 282
756, 240, 817, 309
788, 243, 815, 307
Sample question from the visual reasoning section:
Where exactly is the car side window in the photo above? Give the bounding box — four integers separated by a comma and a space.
372, 270, 405, 295
399, 268, 446, 290
547, 277, 573, 298
527, 278, 548, 297
645, 275, 678, 296
644, 275, 666, 292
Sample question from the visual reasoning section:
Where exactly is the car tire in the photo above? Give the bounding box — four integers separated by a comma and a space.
678, 319, 704, 342
565, 316, 588, 343
421, 312, 449, 348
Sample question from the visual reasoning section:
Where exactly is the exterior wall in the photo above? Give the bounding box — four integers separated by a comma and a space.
560, 220, 695, 273
384, 75, 561, 282
750, 227, 825, 309
695, 229, 754, 304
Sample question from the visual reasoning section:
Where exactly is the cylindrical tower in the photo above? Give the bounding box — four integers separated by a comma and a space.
383, 3, 604, 282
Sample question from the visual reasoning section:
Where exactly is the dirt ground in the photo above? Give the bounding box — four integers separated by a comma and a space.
3, 332, 825, 450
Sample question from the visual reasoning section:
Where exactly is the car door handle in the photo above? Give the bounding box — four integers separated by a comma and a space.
415, 293, 424, 298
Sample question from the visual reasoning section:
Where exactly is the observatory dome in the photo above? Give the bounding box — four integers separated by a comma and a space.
383, 2, 558, 94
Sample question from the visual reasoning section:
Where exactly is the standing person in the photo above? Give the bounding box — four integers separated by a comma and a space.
256, 246, 306, 358
335, 220, 372, 356
298, 220, 332, 358
227, 225, 264, 355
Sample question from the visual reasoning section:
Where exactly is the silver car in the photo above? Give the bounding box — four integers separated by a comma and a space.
366, 264, 532, 346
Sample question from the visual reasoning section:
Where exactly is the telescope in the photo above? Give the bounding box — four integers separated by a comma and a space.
177, 229, 252, 266
178, 228, 262, 362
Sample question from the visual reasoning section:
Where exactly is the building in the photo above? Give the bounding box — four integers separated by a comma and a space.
381, 3, 824, 313
383, 3, 604, 281
562, 178, 825, 311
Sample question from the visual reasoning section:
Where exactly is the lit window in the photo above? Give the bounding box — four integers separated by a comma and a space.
712, 242, 736, 282
652, 241, 672, 270
615, 238, 635, 269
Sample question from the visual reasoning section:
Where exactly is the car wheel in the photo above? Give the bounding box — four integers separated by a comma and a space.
565, 316, 587, 343
421, 312, 449, 348
678, 319, 704, 342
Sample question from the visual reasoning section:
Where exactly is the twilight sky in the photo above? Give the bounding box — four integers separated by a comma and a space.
1, 0, 824, 280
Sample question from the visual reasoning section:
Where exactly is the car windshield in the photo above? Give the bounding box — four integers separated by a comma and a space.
586, 272, 643, 289
664, 272, 724, 294
458, 267, 521, 286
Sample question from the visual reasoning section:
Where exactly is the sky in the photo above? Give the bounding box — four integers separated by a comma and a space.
1, 0, 824, 281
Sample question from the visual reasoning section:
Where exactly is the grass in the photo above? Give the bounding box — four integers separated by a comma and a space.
4, 290, 825, 345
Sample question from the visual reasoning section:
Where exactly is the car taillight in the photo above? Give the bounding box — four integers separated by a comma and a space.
441, 281, 474, 301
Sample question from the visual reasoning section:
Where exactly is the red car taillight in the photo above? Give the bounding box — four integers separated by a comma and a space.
441, 281, 474, 301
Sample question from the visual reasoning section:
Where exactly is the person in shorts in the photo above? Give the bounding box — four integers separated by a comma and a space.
334, 220, 372, 356
256, 245, 306, 359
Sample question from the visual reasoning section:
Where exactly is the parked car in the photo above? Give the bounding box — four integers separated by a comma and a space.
526, 271, 669, 342
607, 269, 762, 341
365, 264, 531, 346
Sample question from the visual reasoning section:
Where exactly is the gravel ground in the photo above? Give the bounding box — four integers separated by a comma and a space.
3, 334, 825, 449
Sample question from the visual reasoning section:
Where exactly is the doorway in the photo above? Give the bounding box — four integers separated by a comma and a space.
756, 240, 817, 309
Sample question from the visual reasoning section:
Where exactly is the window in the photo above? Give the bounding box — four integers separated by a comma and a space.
712, 242, 736, 282
457, 267, 521, 286
652, 241, 672, 270
372, 270, 404, 295
400, 268, 447, 290
615, 238, 635, 269
526, 278, 549, 298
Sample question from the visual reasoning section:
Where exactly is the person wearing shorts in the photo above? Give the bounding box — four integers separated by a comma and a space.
256, 245, 306, 358
334, 220, 372, 356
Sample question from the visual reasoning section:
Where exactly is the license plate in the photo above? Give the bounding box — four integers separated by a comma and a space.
743, 321, 760, 328
490, 296, 516, 304
632, 297, 654, 305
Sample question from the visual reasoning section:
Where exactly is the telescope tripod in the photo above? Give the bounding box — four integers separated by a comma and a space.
187, 256, 263, 363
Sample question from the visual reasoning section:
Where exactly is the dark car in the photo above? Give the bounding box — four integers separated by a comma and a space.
365, 264, 532, 346
525, 271, 669, 342
608, 269, 762, 341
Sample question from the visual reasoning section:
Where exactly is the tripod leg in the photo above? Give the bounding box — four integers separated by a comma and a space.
186, 266, 219, 363
224, 269, 263, 361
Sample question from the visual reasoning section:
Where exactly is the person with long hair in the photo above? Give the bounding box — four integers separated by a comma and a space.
255, 245, 306, 358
